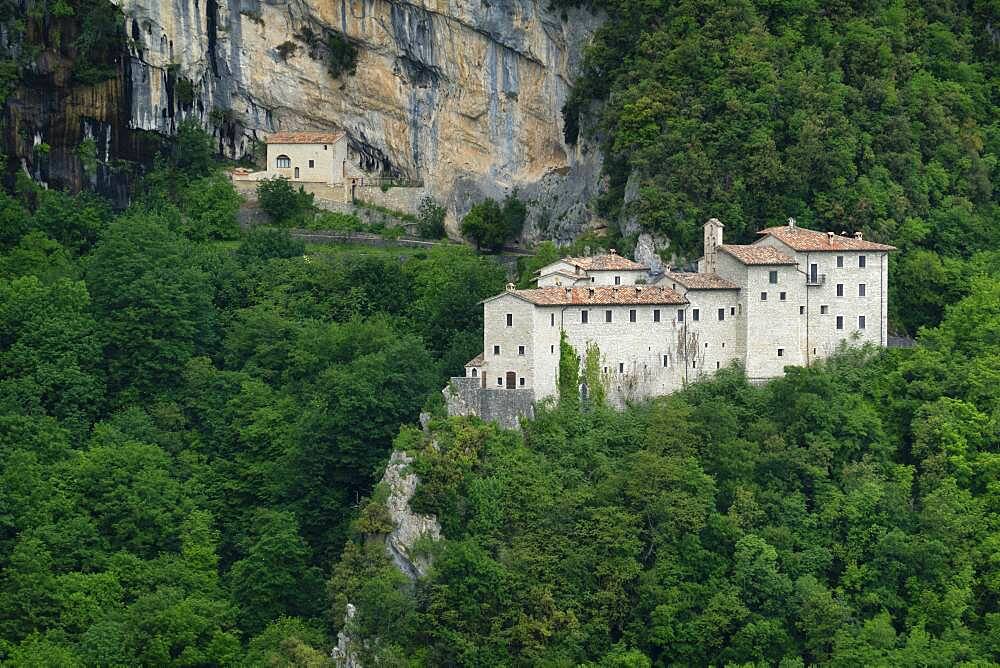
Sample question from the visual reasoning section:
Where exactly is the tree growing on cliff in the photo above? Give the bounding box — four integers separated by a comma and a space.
460, 193, 527, 252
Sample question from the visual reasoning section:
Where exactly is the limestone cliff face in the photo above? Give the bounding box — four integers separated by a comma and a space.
114, 0, 605, 237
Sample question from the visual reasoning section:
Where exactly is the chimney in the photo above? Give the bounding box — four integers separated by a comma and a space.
703, 218, 724, 274
854, 231, 863, 240
506, 282, 515, 291
827, 231, 835, 244
565, 287, 572, 298
609, 248, 618, 255
588, 287, 595, 297
787, 217, 796, 228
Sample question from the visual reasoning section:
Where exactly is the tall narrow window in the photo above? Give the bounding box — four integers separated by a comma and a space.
605, 309, 613, 323
858, 283, 866, 297
581, 310, 589, 324
677, 310, 685, 323
718, 308, 725, 321
662, 355, 668, 367
550, 313, 555, 326
836, 284, 844, 297
693, 309, 700, 321
629, 309, 636, 322
653, 309, 661, 322
614, 276, 621, 285
799, 305, 805, 314
618, 362, 624, 373
836, 316, 844, 330
730, 307, 735, 316
519, 377, 525, 386
777, 348, 784, 357
837, 256, 844, 268
493, 345, 500, 355
518, 345, 525, 356
769, 270, 778, 284
859, 315, 866, 329
308, 159, 315, 168
859, 255, 867, 268
506, 313, 512, 327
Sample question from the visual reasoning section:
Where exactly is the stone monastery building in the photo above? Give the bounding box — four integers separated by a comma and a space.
446, 218, 895, 427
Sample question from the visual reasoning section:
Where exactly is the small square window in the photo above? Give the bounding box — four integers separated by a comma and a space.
605, 309, 613, 323
778, 348, 784, 357
780, 291, 787, 301
837, 256, 844, 268
769, 270, 778, 284
653, 309, 661, 322
677, 310, 685, 322
859, 283, 866, 297
718, 308, 725, 321
662, 355, 668, 367
859, 315, 866, 329
821, 305, 829, 314
519, 377, 525, 386
836, 284, 844, 297
859, 255, 867, 268
506, 313, 512, 327
799, 305, 805, 315
629, 309, 636, 322
614, 276, 621, 285
493, 345, 500, 355
760, 292, 767, 301
308, 159, 315, 168
581, 310, 589, 324
693, 309, 700, 321
836, 315, 844, 330
518, 345, 525, 356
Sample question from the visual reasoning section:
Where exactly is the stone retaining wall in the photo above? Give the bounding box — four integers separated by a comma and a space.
444, 377, 535, 430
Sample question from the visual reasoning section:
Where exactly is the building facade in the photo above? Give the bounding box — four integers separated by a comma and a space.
446, 220, 895, 426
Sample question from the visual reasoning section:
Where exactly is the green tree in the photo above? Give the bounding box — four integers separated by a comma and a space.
558, 330, 580, 409
417, 196, 447, 239
257, 177, 315, 226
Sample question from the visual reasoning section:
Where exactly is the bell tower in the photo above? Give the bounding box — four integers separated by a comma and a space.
703, 218, 724, 274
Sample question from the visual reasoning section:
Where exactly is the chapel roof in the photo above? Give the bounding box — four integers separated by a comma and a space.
465, 353, 485, 367
720, 244, 797, 266
266, 131, 346, 144
667, 272, 740, 290
503, 285, 687, 306
564, 253, 647, 271
758, 225, 896, 252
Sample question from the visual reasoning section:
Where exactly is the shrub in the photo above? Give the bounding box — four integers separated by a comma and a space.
308, 211, 363, 232
256, 177, 314, 226
327, 32, 358, 78
236, 227, 305, 262
460, 192, 527, 252
417, 197, 446, 239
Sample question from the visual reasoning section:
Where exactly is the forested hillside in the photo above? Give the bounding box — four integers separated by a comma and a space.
563, 0, 999, 332
336, 280, 1000, 665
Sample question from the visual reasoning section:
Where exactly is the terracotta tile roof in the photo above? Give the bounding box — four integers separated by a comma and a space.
465, 353, 484, 367
720, 244, 797, 265
266, 131, 346, 144
667, 271, 740, 290
507, 286, 687, 306
565, 253, 647, 271
758, 225, 896, 251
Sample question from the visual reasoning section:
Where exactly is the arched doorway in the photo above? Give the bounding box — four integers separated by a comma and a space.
505, 371, 516, 389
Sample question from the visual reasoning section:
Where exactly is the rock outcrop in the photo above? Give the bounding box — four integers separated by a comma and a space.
381, 449, 440, 579
112, 0, 605, 236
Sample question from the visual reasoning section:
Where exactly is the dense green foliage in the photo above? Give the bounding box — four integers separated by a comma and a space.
256, 177, 316, 226
460, 193, 528, 252
0, 127, 506, 663
335, 277, 1000, 664
417, 196, 447, 240
326, 32, 358, 79
565, 0, 999, 333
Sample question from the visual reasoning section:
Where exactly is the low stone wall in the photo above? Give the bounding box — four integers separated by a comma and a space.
354, 184, 428, 214
443, 377, 535, 430
289, 230, 451, 250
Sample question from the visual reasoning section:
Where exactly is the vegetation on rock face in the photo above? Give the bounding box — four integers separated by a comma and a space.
565, 0, 999, 333
326, 31, 358, 79
460, 192, 528, 252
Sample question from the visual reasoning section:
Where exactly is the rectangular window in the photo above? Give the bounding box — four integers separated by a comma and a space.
653, 309, 661, 322
497, 377, 503, 386
836, 284, 844, 297
519, 377, 525, 386
550, 345, 554, 353
581, 310, 589, 324
605, 309, 613, 323
778, 348, 784, 357
718, 308, 725, 321
780, 291, 787, 301
493, 345, 500, 355
760, 292, 767, 301
799, 305, 805, 315
662, 354, 668, 367
693, 309, 700, 321
821, 305, 829, 314
730, 307, 736, 316
769, 270, 778, 284
692, 360, 697, 368
859, 315, 866, 330
836, 316, 844, 330
859, 255, 867, 268
518, 345, 525, 356
677, 309, 685, 323
308, 159, 315, 168
837, 255, 844, 268
859, 283, 866, 297
550, 313, 555, 326
618, 362, 624, 373
629, 309, 636, 322
506, 313, 513, 327
614, 276, 621, 285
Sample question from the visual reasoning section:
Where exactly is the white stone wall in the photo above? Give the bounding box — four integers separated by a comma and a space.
583, 269, 649, 286
267, 140, 348, 184
674, 288, 744, 378
755, 237, 891, 362
741, 262, 806, 380
482, 294, 539, 391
